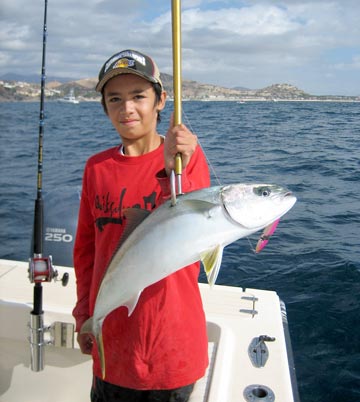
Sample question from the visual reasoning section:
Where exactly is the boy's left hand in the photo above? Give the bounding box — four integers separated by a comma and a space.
164, 115, 198, 176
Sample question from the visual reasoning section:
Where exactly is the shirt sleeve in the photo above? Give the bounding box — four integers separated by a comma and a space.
72, 165, 95, 332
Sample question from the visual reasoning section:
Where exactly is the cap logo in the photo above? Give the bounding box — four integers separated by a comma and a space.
114, 58, 135, 69
104, 51, 146, 73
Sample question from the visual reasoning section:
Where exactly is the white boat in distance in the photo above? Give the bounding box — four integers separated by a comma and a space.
58, 89, 79, 104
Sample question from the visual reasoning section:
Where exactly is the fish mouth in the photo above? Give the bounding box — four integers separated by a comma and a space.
282, 192, 297, 212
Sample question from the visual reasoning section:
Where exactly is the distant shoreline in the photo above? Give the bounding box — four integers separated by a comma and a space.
2, 98, 359, 104
192, 98, 360, 103
1, 78, 359, 103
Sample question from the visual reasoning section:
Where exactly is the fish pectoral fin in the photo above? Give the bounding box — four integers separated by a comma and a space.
200, 245, 224, 286
124, 291, 143, 317
182, 199, 218, 215
80, 317, 93, 334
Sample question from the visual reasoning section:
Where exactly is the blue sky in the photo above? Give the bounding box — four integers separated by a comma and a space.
1, 0, 360, 95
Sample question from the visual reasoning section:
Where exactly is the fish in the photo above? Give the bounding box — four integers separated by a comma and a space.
81, 183, 296, 378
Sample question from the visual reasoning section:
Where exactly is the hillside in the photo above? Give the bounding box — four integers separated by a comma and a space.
0, 75, 359, 102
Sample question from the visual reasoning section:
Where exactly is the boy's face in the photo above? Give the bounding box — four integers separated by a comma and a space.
103, 74, 166, 143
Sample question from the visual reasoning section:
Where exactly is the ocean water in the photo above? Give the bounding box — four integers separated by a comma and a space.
1, 100, 360, 401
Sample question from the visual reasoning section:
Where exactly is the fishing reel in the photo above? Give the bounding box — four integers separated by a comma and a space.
28, 255, 69, 286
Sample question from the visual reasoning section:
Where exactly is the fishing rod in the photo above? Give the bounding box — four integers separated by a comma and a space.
28, 0, 67, 372
171, 0, 183, 205
28, 0, 51, 373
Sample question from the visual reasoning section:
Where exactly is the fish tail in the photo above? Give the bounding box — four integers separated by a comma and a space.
80, 317, 93, 334
81, 317, 106, 378
97, 330, 106, 379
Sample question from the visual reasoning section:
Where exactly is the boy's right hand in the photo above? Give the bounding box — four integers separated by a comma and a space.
77, 332, 94, 355
164, 114, 198, 176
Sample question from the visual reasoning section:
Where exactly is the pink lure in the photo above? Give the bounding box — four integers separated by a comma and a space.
255, 218, 280, 253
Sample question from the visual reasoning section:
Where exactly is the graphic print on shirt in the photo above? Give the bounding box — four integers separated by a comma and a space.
95, 187, 157, 231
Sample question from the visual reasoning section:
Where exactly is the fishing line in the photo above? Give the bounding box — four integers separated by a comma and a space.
182, 111, 263, 254
247, 236, 257, 254
138, 4, 222, 187
140, 6, 268, 258
182, 110, 223, 186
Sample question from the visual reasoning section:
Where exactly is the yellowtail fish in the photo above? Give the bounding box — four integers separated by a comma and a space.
81, 183, 296, 378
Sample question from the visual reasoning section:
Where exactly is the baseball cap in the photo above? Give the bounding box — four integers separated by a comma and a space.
95, 49, 163, 92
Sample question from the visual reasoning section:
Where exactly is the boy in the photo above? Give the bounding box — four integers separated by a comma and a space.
73, 49, 210, 402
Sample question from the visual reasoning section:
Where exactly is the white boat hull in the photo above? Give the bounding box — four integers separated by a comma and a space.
0, 259, 299, 402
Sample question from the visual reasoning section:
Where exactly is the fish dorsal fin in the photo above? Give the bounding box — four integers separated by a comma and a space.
96, 208, 151, 296
124, 290, 143, 317
100, 208, 151, 284
200, 245, 224, 286
119, 208, 151, 246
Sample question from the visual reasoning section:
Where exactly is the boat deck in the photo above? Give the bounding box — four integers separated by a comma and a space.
0, 259, 298, 402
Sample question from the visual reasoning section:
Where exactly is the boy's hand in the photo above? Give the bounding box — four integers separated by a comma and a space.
77, 332, 94, 355
164, 114, 198, 176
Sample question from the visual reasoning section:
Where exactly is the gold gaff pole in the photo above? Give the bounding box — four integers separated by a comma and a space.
171, 0, 183, 197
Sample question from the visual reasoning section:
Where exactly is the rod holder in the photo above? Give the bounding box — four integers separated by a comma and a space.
28, 316, 75, 372
29, 312, 46, 372
28, 256, 69, 372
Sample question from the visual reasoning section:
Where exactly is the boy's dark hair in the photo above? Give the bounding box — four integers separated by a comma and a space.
101, 82, 163, 122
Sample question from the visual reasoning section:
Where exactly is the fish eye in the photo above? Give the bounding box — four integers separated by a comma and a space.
254, 186, 271, 197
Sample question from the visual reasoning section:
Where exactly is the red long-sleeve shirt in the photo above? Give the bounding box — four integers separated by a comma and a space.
73, 143, 210, 389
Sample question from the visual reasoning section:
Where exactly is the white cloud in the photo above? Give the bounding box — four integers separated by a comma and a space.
333, 55, 360, 70
0, 23, 31, 50
1, 0, 360, 95
182, 6, 300, 36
